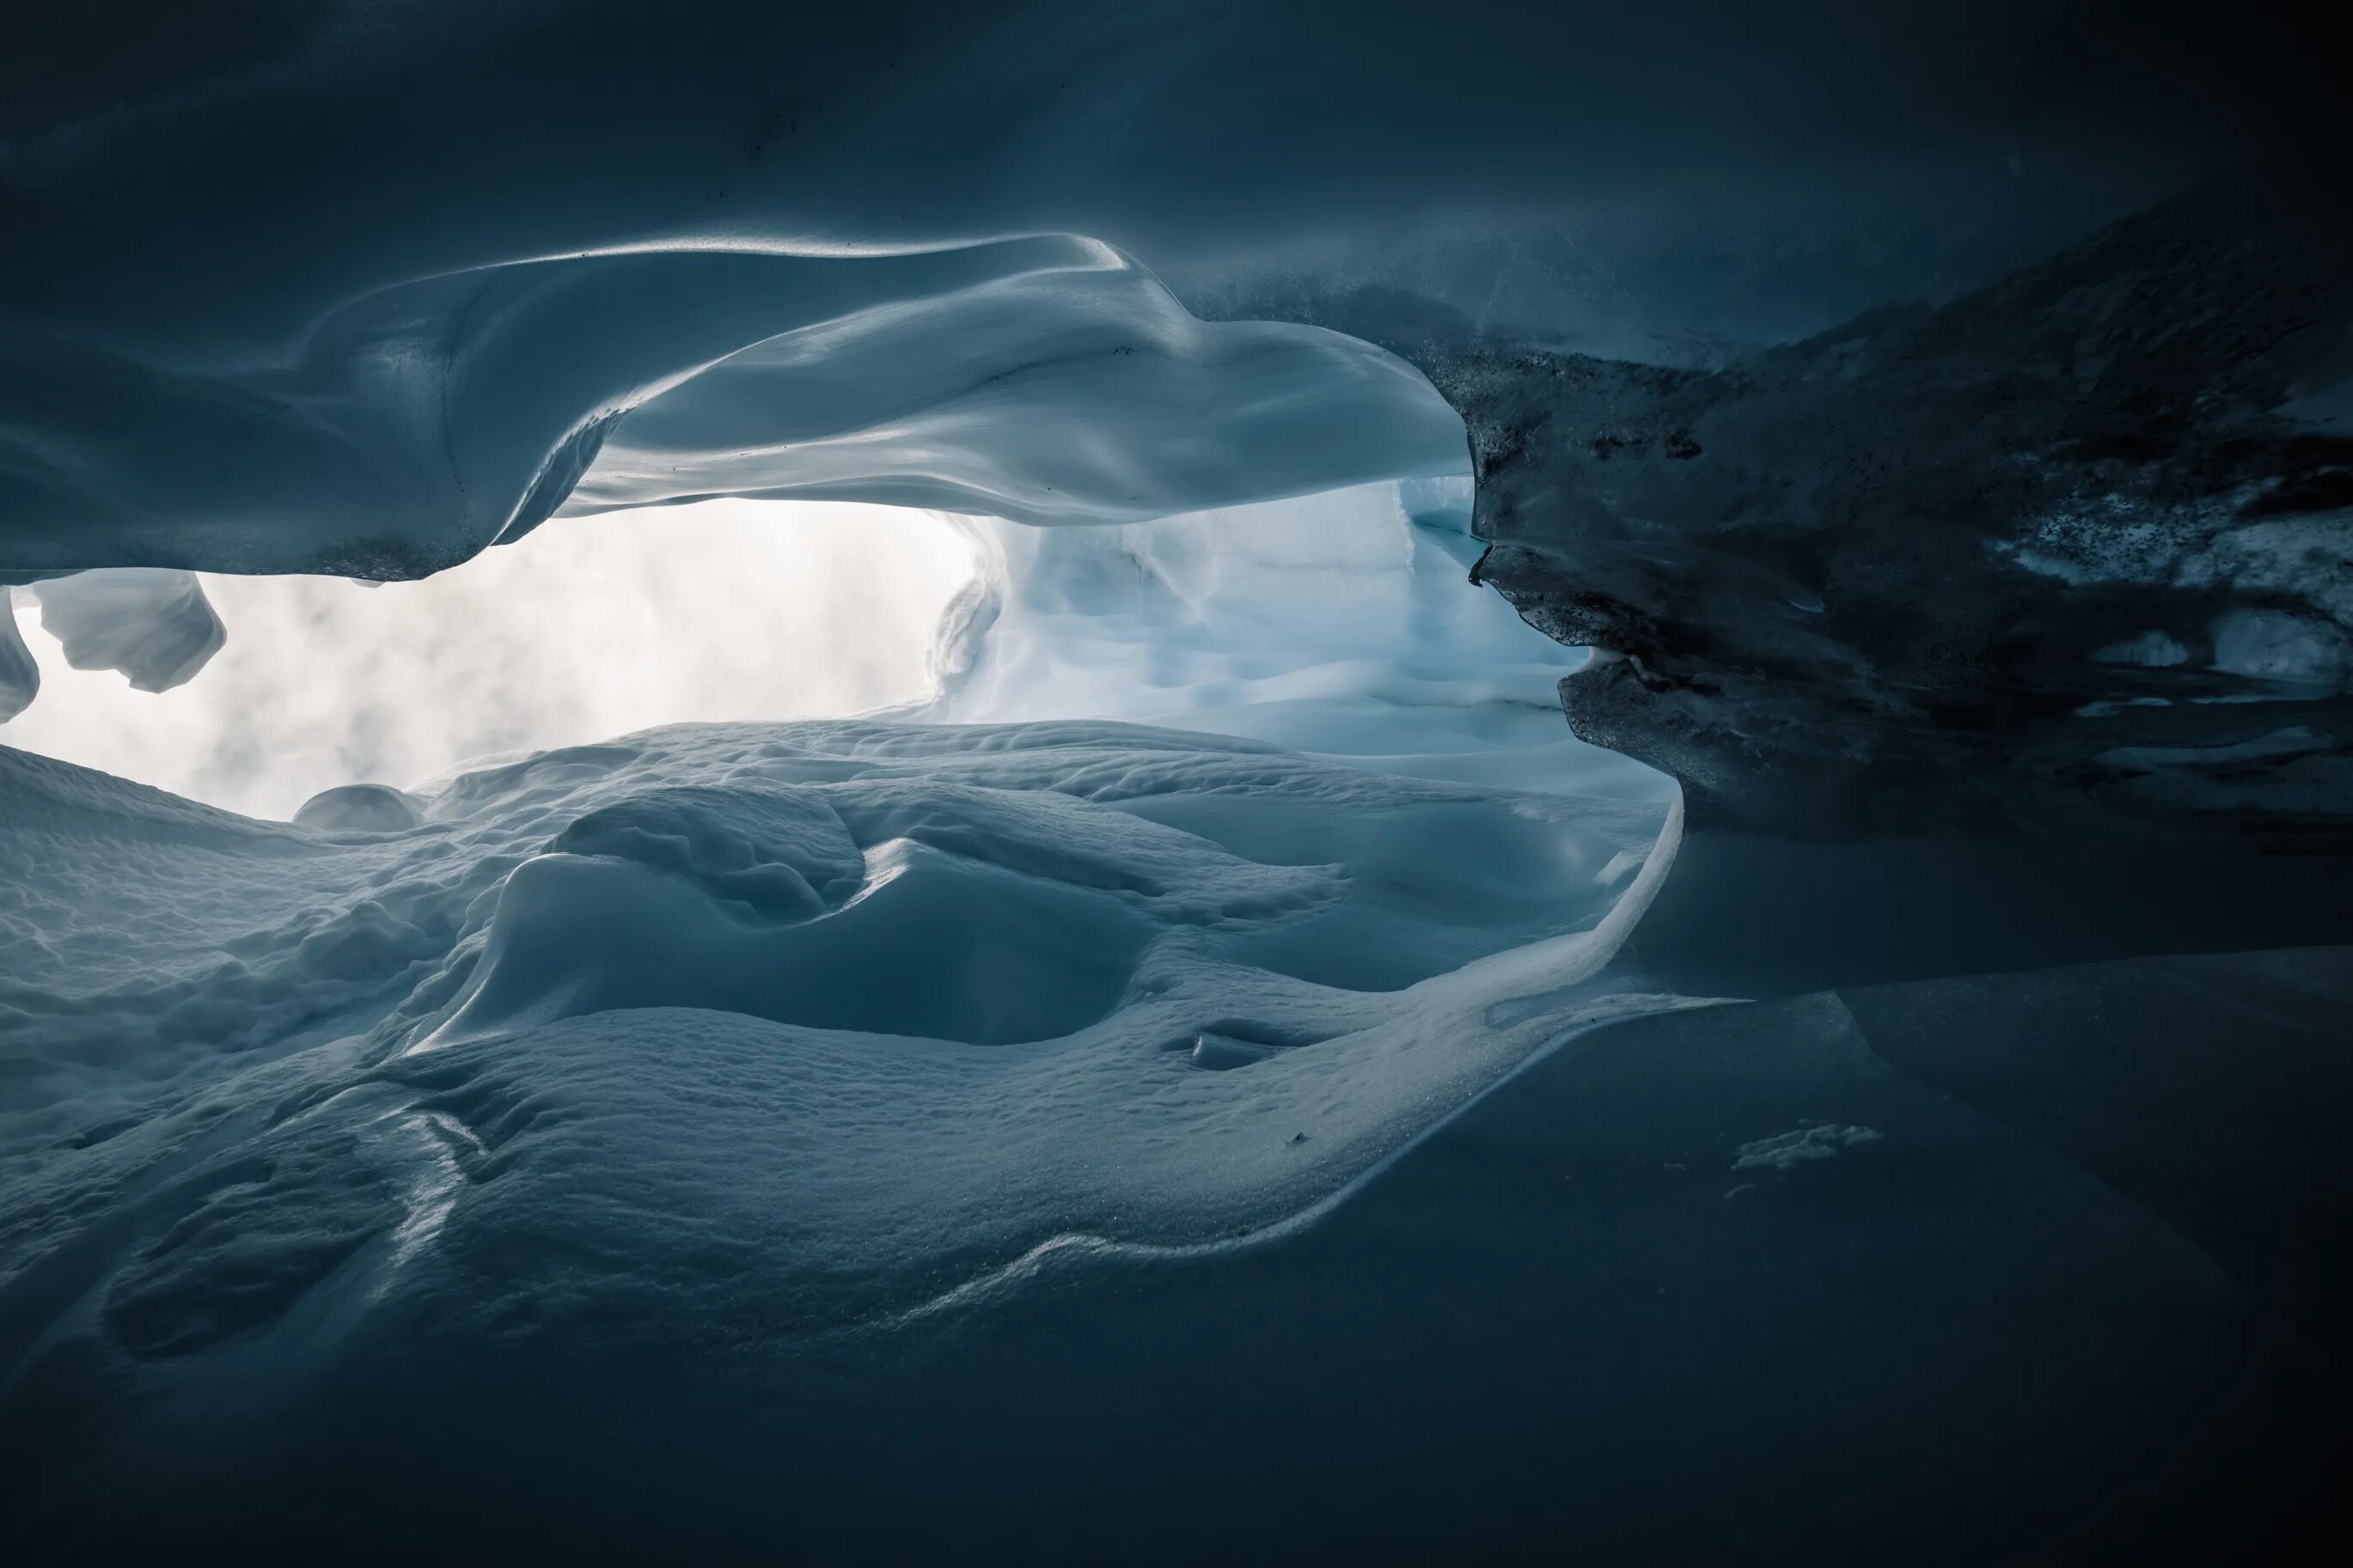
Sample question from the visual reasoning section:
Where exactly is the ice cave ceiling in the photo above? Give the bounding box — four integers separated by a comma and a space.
3, 0, 2345, 838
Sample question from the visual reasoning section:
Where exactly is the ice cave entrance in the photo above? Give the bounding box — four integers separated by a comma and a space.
0, 499, 978, 820
1, 476, 1665, 823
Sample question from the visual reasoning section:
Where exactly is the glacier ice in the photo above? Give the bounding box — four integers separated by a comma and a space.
0, 589, 34, 722
0, 231, 1464, 589
925, 479, 1668, 799
23, 570, 225, 692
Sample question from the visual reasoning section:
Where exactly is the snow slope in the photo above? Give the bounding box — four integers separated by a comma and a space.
0, 721, 1681, 1449
1, 479, 1684, 1540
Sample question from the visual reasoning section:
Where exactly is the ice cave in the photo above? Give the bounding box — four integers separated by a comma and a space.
3, 3, 2350, 1562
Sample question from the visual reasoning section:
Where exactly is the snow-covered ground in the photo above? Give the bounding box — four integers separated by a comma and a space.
3, 480, 1697, 1548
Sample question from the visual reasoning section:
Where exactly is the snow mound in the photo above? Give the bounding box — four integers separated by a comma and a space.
1, 717, 1679, 1365
292, 784, 425, 833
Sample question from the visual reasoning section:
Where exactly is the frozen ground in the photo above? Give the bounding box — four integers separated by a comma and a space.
1, 481, 1719, 1554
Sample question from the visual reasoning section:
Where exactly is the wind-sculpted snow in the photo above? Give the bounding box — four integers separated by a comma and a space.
0, 718, 1679, 1378
0, 589, 34, 722
0, 474, 1691, 1486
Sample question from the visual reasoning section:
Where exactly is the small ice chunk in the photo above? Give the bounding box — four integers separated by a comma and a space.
31, 570, 226, 692
294, 783, 425, 833
1732, 1124, 1883, 1171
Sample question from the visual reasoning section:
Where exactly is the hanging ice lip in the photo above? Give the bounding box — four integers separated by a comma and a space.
564, 245, 1470, 528
0, 589, 35, 721
0, 233, 1468, 584
21, 570, 223, 692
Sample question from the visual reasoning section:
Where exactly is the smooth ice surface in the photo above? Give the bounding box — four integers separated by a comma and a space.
0, 229, 1464, 591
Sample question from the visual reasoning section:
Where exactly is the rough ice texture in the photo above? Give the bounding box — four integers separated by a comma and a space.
1408, 187, 2353, 839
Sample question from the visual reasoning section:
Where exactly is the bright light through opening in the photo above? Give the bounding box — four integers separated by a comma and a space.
0, 500, 976, 820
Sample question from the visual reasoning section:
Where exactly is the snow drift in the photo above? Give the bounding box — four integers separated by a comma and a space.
1, 480, 1684, 1535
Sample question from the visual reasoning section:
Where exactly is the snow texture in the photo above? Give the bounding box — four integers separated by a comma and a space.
0, 479, 1683, 1486
0, 725, 1678, 1350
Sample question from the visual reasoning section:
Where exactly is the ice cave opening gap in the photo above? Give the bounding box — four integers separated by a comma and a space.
0, 471, 1673, 826
0, 498, 979, 820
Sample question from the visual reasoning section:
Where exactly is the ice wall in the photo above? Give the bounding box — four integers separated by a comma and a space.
927, 479, 1668, 801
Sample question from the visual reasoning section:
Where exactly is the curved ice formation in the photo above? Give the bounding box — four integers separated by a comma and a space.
0, 231, 1462, 714
0, 589, 34, 721
22, 570, 224, 693
0, 1, 1708, 1488
292, 784, 425, 834
0, 231, 1463, 589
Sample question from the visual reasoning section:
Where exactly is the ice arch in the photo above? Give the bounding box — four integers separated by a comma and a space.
0, 232, 1471, 716
0, 235, 1465, 577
